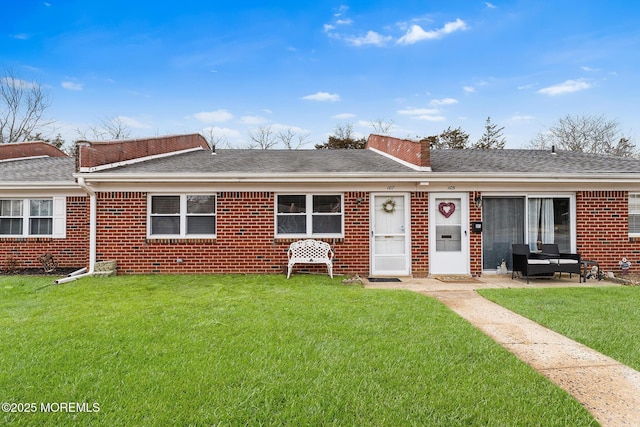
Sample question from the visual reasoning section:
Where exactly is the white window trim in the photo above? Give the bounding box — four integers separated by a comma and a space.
147, 194, 217, 239
275, 193, 344, 238
0, 197, 66, 238
629, 193, 640, 237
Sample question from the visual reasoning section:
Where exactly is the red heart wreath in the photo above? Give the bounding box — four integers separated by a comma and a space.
438, 202, 456, 218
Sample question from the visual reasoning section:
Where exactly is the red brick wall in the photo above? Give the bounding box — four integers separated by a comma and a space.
95, 191, 372, 276
576, 190, 640, 272
411, 192, 429, 276
0, 141, 68, 160
77, 134, 209, 170
366, 134, 430, 168
469, 192, 483, 277
0, 196, 89, 271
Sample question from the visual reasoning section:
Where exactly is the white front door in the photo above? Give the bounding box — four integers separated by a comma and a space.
370, 194, 410, 276
429, 193, 469, 275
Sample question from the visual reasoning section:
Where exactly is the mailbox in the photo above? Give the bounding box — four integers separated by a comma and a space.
471, 221, 483, 233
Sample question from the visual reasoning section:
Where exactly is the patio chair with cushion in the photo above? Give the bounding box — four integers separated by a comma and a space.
540, 243, 581, 280
511, 243, 556, 283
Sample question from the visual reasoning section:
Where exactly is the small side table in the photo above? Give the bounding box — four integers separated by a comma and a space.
581, 260, 600, 283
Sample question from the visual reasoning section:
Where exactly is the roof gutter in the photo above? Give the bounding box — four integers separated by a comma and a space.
55, 176, 97, 284
73, 172, 429, 184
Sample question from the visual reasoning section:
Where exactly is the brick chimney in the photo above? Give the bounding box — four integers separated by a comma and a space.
366, 134, 431, 170
76, 133, 210, 171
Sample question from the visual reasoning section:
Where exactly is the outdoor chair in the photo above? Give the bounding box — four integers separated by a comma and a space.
511, 243, 556, 283
540, 243, 581, 280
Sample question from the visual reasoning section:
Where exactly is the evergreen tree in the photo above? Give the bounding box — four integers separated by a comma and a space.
473, 116, 505, 149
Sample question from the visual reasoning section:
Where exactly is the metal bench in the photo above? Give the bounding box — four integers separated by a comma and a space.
287, 239, 334, 279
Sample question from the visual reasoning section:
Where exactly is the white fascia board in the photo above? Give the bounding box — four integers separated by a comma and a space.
0, 182, 83, 192
424, 172, 640, 184
74, 172, 428, 184
78, 147, 205, 172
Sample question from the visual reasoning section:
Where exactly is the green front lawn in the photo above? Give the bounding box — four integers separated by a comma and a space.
0, 275, 595, 426
479, 285, 640, 371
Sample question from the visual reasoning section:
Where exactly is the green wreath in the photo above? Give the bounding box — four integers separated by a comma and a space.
382, 199, 396, 214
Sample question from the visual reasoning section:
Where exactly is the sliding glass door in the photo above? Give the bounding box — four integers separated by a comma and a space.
527, 197, 571, 252
482, 197, 525, 271
482, 195, 574, 272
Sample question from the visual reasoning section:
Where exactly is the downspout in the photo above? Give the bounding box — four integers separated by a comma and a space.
55, 176, 97, 284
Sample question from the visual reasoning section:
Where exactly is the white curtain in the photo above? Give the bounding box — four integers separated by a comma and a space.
540, 198, 554, 244
528, 198, 554, 250
528, 198, 541, 251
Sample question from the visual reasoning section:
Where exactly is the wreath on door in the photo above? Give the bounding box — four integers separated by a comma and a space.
382, 198, 396, 214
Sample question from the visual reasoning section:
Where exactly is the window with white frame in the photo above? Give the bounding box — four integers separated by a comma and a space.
276, 194, 343, 237
629, 193, 640, 236
0, 198, 64, 237
149, 195, 216, 237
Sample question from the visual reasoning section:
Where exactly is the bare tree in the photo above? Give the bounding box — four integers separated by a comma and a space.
201, 127, 230, 149
370, 118, 394, 135
277, 128, 310, 149
0, 68, 51, 143
76, 116, 132, 141
248, 125, 277, 149
528, 114, 636, 157
315, 123, 366, 149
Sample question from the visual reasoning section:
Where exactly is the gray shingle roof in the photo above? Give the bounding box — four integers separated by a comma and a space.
3, 149, 640, 187
430, 149, 640, 173
0, 157, 76, 183
105, 148, 419, 174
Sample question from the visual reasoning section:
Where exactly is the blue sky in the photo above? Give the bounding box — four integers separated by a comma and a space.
2, 1, 639, 148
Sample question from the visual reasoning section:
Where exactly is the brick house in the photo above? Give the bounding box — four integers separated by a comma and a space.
3, 134, 640, 277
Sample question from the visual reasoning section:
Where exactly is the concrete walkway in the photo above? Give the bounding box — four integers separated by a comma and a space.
364, 275, 640, 426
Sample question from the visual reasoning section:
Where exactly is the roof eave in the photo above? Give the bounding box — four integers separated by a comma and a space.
73, 172, 428, 183
425, 172, 640, 183
0, 182, 81, 190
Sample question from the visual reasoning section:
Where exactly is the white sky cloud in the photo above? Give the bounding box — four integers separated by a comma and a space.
61, 81, 83, 91
415, 114, 446, 121
511, 115, 535, 122
202, 126, 241, 138
397, 107, 445, 121
116, 116, 151, 129
429, 97, 458, 106
302, 92, 340, 102
397, 18, 468, 45
193, 109, 234, 123
332, 113, 356, 119
485, 2, 497, 9
240, 115, 268, 125
397, 107, 440, 116
347, 30, 393, 46
463, 86, 475, 93
538, 79, 592, 95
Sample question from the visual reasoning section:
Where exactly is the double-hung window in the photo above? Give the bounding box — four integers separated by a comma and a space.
0, 198, 63, 237
276, 194, 343, 237
629, 194, 640, 237
149, 195, 216, 238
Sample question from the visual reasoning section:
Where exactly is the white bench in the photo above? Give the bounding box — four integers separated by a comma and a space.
287, 239, 334, 279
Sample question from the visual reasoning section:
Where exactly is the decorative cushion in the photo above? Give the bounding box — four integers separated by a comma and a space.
549, 258, 579, 264
527, 259, 551, 265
